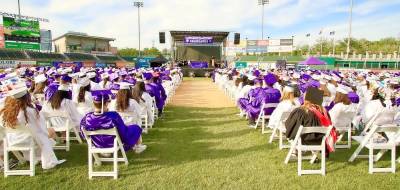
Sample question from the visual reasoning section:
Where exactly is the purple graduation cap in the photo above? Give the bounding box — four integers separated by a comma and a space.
91, 90, 113, 114
45, 84, 59, 101
143, 72, 153, 81
61, 75, 72, 83
264, 73, 277, 86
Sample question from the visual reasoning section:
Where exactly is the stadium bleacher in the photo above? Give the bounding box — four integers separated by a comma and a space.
0, 49, 28, 60
26, 51, 66, 60
64, 53, 97, 61
96, 55, 123, 62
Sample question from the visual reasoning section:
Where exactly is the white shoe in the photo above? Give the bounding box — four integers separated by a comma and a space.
248, 125, 257, 129
134, 144, 147, 154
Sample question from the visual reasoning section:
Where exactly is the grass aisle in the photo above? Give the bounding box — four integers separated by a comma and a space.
2, 78, 400, 189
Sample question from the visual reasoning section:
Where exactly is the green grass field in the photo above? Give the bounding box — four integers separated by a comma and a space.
2, 79, 400, 189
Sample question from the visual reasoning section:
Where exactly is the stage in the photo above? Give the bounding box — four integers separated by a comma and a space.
181, 66, 215, 77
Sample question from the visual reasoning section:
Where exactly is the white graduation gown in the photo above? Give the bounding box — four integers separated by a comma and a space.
141, 92, 155, 125
267, 99, 300, 129
361, 99, 384, 123
329, 103, 357, 127
109, 99, 142, 126
42, 99, 83, 129
4, 108, 62, 169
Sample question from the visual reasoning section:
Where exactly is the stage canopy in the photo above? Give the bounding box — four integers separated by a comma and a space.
299, 57, 326, 65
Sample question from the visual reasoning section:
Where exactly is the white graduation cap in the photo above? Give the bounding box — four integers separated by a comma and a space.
3, 81, 28, 99
86, 72, 96, 79
119, 82, 134, 90
34, 74, 47, 84
58, 84, 70, 91
283, 86, 294, 93
336, 85, 349, 94
78, 77, 90, 87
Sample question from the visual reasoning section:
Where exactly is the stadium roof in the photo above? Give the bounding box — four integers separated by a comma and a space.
170, 31, 229, 43
53, 32, 115, 42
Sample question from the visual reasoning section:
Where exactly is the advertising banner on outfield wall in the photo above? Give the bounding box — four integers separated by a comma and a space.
0, 25, 4, 48
83, 61, 95, 68
115, 61, 127, 68
37, 61, 52, 66
0, 60, 16, 68
268, 39, 280, 46
17, 60, 36, 67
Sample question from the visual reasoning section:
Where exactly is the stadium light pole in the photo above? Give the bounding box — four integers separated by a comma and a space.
134, 1, 144, 58
346, 0, 353, 59
17, 0, 21, 17
258, 0, 269, 41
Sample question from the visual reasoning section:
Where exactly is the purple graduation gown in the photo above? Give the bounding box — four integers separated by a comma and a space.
80, 111, 142, 151
146, 82, 166, 110
245, 87, 267, 120
262, 87, 281, 115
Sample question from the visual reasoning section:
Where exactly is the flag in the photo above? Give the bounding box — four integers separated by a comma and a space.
306, 33, 310, 37
330, 31, 335, 35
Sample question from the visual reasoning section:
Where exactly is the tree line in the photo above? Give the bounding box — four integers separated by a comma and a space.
296, 37, 400, 56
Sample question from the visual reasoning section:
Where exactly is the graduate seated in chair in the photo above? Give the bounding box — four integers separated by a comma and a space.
80, 90, 147, 154
1, 83, 66, 169
285, 87, 337, 156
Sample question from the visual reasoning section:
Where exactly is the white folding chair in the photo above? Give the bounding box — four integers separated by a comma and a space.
254, 103, 279, 134
151, 97, 158, 120
3, 125, 36, 177
284, 125, 333, 176
45, 111, 83, 151
82, 127, 129, 179
349, 123, 400, 173
349, 109, 397, 162
269, 111, 292, 150
119, 112, 148, 134
335, 111, 356, 149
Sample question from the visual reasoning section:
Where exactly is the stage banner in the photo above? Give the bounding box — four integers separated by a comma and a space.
235, 61, 247, 69
53, 61, 82, 68
0, 60, 16, 69
280, 39, 293, 46
0, 25, 4, 48
184, 36, 213, 44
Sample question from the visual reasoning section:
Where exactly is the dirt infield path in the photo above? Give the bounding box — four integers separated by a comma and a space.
170, 78, 235, 108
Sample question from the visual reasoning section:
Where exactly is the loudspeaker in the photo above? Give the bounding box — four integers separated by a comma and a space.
159, 32, 165, 44
234, 33, 240, 45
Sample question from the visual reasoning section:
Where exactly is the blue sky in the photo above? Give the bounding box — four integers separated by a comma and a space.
1, 0, 400, 49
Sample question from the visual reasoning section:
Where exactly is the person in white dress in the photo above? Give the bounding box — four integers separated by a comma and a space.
98, 73, 111, 90
109, 82, 142, 127
0, 85, 65, 170
329, 86, 357, 128
267, 86, 301, 129
72, 77, 94, 115
42, 84, 82, 130
133, 81, 154, 126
